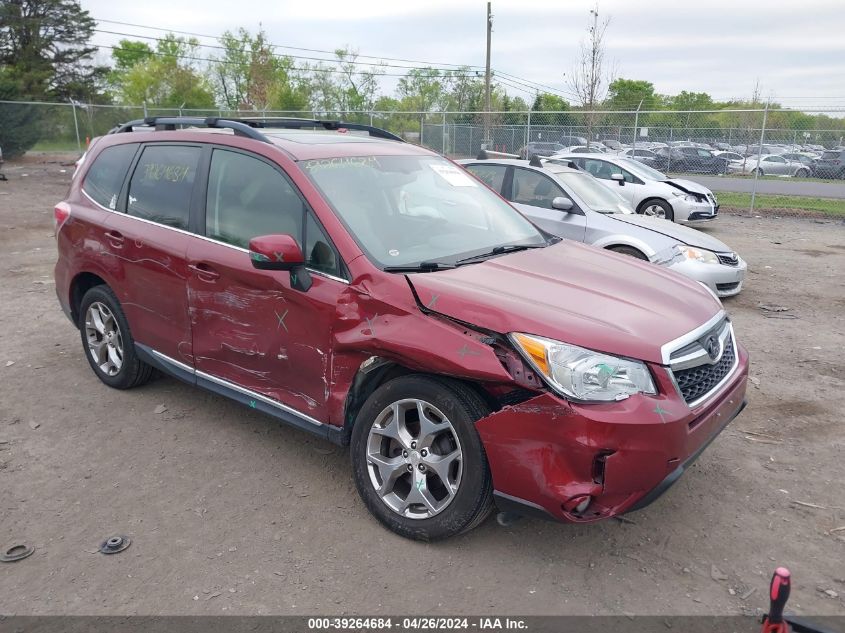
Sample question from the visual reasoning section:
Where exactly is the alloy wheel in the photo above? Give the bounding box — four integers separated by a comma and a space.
643, 204, 666, 219
365, 398, 463, 519
84, 301, 124, 376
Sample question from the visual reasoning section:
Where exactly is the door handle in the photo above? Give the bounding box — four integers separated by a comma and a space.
189, 262, 220, 281
104, 230, 124, 247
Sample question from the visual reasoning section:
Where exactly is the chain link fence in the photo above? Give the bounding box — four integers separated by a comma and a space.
3, 99, 844, 215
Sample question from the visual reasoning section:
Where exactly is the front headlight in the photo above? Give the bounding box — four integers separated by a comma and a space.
676, 245, 719, 264
510, 333, 657, 402
671, 192, 700, 203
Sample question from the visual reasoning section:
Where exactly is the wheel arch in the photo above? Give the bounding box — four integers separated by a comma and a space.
591, 234, 656, 259
339, 357, 500, 446
636, 196, 673, 215
69, 271, 109, 326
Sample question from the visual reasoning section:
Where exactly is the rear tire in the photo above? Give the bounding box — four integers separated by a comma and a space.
638, 198, 675, 222
79, 285, 153, 390
350, 375, 493, 541
609, 245, 648, 260
752, 168, 764, 177
796, 168, 810, 178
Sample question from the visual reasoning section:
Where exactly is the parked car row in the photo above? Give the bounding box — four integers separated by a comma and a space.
519, 137, 845, 178
55, 118, 748, 541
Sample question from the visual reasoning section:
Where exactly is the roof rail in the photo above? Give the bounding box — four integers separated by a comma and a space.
236, 117, 405, 142
476, 149, 520, 160
109, 116, 404, 143
540, 157, 581, 171
110, 117, 272, 142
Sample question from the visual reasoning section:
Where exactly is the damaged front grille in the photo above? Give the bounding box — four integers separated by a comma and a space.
672, 334, 736, 404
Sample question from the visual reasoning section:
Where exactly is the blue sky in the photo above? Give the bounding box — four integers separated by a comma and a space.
81, 0, 845, 110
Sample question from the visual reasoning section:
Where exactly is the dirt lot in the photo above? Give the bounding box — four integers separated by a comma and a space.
0, 155, 843, 616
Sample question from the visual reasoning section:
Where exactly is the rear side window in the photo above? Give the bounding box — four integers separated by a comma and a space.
82, 143, 138, 210
127, 145, 200, 229
205, 149, 305, 249
464, 163, 507, 193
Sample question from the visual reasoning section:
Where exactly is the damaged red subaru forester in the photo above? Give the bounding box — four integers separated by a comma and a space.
54, 118, 748, 540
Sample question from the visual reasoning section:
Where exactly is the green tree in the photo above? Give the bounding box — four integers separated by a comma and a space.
531, 93, 570, 111
211, 27, 309, 112
605, 79, 660, 110
111, 40, 154, 73
396, 67, 448, 112
668, 90, 714, 111
113, 34, 215, 108
0, 69, 42, 157
0, 0, 106, 100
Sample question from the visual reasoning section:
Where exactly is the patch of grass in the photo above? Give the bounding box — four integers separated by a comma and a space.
717, 192, 845, 216
30, 139, 81, 152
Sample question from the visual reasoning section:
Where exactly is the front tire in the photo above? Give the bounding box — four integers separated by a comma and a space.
609, 245, 648, 260
79, 285, 153, 389
350, 375, 493, 541
638, 198, 675, 222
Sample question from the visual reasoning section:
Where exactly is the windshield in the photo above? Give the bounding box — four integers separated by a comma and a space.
618, 158, 668, 181
304, 155, 546, 268
554, 171, 633, 214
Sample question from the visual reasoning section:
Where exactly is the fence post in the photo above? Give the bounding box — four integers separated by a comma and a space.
143, 101, 148, 118
750, 102, 769, 214
526, 109, 532, 146
667, 128, 674, 172
369, 111, 374, 127
68, 99, 82, 153
442, 111, 447, 155
632, 100, 643, 156
420, 114, 424, 146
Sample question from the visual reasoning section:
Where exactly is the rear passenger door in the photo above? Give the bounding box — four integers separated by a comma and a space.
104, 143, 200, 367
186, 147, 347, 423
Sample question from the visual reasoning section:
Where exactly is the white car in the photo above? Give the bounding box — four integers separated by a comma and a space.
551, 153, 718, 223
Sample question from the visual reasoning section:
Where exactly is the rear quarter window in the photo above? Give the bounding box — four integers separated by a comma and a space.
127, 145, 201, 229
81, 143, 138, 210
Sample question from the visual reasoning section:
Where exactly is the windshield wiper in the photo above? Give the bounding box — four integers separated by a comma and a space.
455, 243, 546, 266
383, 261, 456, 273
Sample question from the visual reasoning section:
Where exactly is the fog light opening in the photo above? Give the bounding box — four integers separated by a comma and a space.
563, 495, 592, 515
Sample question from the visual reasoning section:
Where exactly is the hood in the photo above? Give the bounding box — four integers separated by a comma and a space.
407, 241, 722, 364
663, 178, 712, 196
608, 213, 733, 252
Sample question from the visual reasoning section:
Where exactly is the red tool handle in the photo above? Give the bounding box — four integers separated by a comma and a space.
761, 567, 792, 633
768, 567, 791, 624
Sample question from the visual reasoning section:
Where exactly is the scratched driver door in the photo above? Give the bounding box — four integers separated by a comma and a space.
186, 147, 344, 423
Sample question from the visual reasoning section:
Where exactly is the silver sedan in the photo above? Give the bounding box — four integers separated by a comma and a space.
728, 154, 813, 177
458, 157, 747, 297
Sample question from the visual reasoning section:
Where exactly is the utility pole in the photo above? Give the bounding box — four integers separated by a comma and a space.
483, 1, 492, 149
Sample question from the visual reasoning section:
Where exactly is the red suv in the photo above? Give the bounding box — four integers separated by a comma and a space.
54, 117, 748, 540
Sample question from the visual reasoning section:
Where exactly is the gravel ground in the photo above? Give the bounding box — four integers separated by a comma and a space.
0, 155, 843, 617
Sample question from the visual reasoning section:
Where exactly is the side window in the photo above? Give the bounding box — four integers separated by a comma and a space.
127, 145, 200, 229
511, 168, 565, 209
205, 149, 304, 249
697, 149, 712, 157
464, 164, 507, 193
82, 143, 138, 209
304, 212, 342, 277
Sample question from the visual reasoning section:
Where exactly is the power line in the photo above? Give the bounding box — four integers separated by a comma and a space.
91, 16, 573, 99
93, 42, 490, 80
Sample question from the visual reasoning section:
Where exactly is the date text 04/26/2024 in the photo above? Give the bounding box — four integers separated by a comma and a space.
307, 617, 528, 630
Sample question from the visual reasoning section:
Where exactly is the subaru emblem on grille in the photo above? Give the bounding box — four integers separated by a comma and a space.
704, 335, 720, 361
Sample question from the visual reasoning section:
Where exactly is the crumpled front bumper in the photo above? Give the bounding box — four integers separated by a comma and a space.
477, 342, 749, 523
